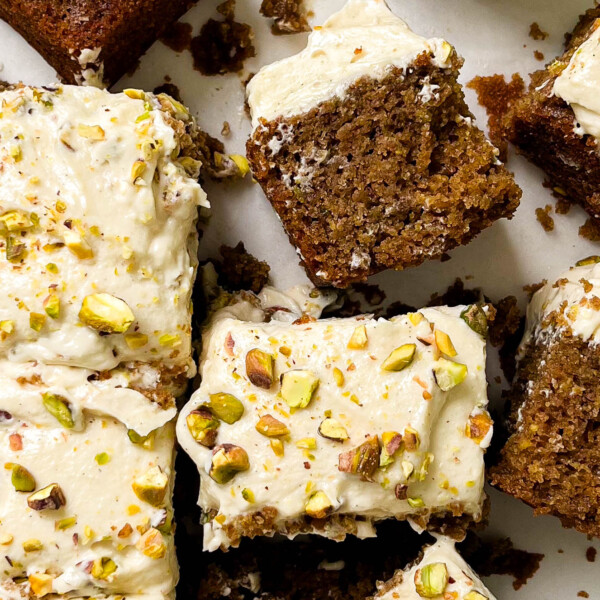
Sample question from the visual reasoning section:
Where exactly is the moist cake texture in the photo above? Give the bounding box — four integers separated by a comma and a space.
0, 361, 177, 599
0, 84, 206, 377
505, 7, 600, 221
0, 0, 198, 87
177, 286, 492, 551
246, 0, 520, 288
491, 258, 600, 537
373, 536, 496, 600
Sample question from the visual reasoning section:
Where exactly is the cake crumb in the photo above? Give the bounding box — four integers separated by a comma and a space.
260, 0, 310, 34
222, 121, 231, 137
467, 73, 525, 160
529, 22, 549, 41
535, 205, 554, 232
579, 218, 600, 241
160, 21, 193, 53
577, 592, 590, 598
533, 50, 544, 61
523, 281, 546, 300
586, 546, 597, 562
153, 82, 183, 102
218, 242, 271, 293
191, 0, 255, 75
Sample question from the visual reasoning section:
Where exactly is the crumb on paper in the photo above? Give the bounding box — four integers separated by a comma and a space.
218, 242, 271, 293
579, 218, 600, 241
260, 0, 311, 34
191, 0, 256, 76
529, 22, 549, 41
467, 73, 525, 161
533, 50, 544, 61
160, 21, 193, 53
578, 592, 590, 599
586, 547, 597, 562
523, 281, 546, 300
222, 121, 231, 137
535, 204, 554, 232
153, 82, 183, 102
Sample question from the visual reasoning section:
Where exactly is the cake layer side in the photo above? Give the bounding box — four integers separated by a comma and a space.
0, 361, 178, 598
0, 84, 206, 373
177, 293, 491, 550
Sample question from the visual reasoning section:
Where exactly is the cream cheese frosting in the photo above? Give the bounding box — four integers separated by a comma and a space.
0, 84, 206, 373
0, 362, 177, 599
177, 291, 491, 551
553, 19, 600, 139
247, 0, 453, 127
519, 259, 600, 353
374, 536, 496, 600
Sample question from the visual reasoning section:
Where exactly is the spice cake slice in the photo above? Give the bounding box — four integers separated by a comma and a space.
177, 285, 493, 551
0, 84, 206, 382
246, 0, 521, 288
491, 258, 600, 537
372, 536, 496, 600
504, 7, 600, 220
0, 360, 178, 599
0, 0, 198, 87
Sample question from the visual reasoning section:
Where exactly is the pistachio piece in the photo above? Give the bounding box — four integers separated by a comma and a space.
29, 312, 46, 332
433, 358, 468, 391
338, 435, 380, 481
241, 488, 255, 503
466, 411, 493, 445
79, 293, 134, 333
209, 444, 250, 484
55, 516, 77, 530
42, 392, 74, 429
29, 573, 54, 596
305, 490, 333, 519
22, 538, 43, 552
576, 256, 600, 267
77, 124, 105, 140
403, 427, 420, 451
256, 414, 289, 437
131, 160, 147, 183
207, 393, 244, 424
43, 293, 60, 319
270, 439, 285, 457
296, 437, 317, 450
408, 312, 424, 326
127, 429, 155, 449
407, 496, 425, 508
91, 557, 118, 580
460, 304, 488, 337
380, 431, 403, 467
230, 154, 250, 176
246, 348, 274, 388
11, 464, 36, 492
465, 593, 489, 600
414, 562, 449, 598
0, 210, 33, 231
27, 483, 66, 510
381, 344, 416, 372
347, 324, 368, 349
318, 418, 349, 441
186, 408, 220, 448
125, 332, 149, 349
136, 528, 167, 559
332, 367, 344, 387
280, 370, 319, 409
434, 330, 456, 357
132, 466, 169, 507
0, 320, 14, 340
63, 229, 94, 259
394, 483, 408, 500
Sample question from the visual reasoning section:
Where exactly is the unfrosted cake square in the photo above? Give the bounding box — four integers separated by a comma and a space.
177, 287, 492, 550
246, 0, 521, 288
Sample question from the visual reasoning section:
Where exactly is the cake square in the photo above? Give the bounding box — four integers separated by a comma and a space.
0, 361, 177, 599
491, 257, 600, 537
177, 289, 492, 550
246, 0, 521, 288
505, 7, 600, 220
0, 0, 198, 87
0, 84, 206, 376
372, 536, 495, 600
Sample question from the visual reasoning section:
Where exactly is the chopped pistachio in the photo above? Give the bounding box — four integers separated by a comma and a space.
403, 427, 420, 451
414, 562, 449, 597
460, 304, 488, 337
125, 332, 149, 349
124, 88, 146, 100
79, 293, 134, 333
230, 154, 250, 176
338, 435, 380, 481
381, 344, 416, 371
63, 229, 94, 259
0, 210, 33, 231
136, 528, 167, 559
296, 437, 317, 450
77, 124, 105, 140
434, 330, 456, 357
380, 431, 403, 466
22, 538, 43, 552
127, 429, 155, 449
158, 333, 181, 347
29, 573, 54, 596
55, 516, 77, 530
187, 409, 220, 448
407, 496, 425, 508
466, 411, 493, 444
0, 320, 14, 338
332, 367, 345, 387
0, 534, 13, 545
6, 236, 26, 261
433, 358, 468, 391
42, 392, 74, 428
305, 490, 333, 519
95, 452, 111, 465
408, 312, 424, 326
464, 593, 489, 600
318, 418, 349, 441
270, 438, 285, 457
207, 393, 244, 424
27, 483, 66, 510
11, 464, 36, 492
245, 348, 275, 388
132, 466, 169, 507
43, 293, 60, 319
209, 444, 250, 484
347, 324, 368, 349
29, 312, 46, 332
241, 488, 255, 503
281, 370, 319, 408
131, 160, 147, 183
576, 256, 600, 267
91, 557, 118, 580
256, 414, 289, 437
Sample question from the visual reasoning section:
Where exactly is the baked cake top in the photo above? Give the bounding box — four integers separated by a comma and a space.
553, 19, 600, 139
177, 288, 491, 550
0, 84, 206, 373
247, 0, 453, 126
0, 361, 177, 598
373, 536, 495, 600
